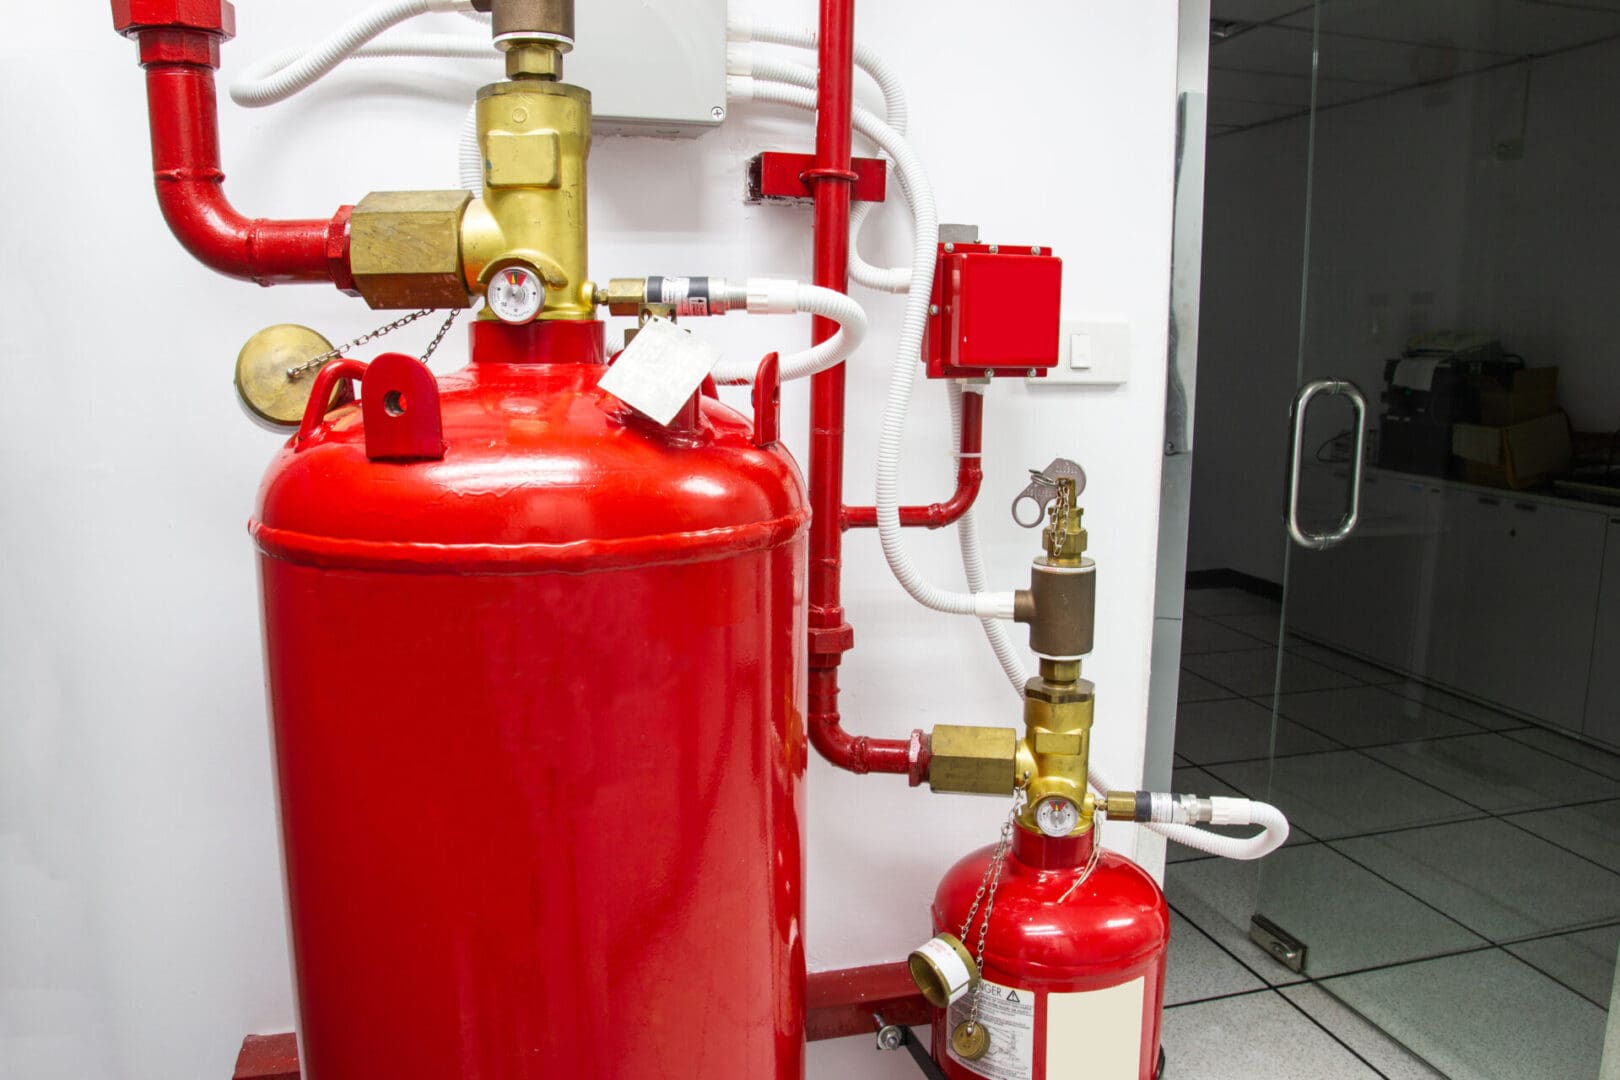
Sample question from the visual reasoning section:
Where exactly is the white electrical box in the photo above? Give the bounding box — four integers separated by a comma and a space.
1032, 319, 1133, 386
565, 0, 729, 137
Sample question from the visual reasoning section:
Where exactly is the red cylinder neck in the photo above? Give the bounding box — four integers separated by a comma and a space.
471, 319, 606, 365
1013, 825, 1096, 870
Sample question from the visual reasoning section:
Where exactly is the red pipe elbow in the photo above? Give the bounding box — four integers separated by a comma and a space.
121, 19, 352, 289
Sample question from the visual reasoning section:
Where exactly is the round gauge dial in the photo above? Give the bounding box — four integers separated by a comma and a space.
488, 264, 544, 324
1033, 796, 1080, 838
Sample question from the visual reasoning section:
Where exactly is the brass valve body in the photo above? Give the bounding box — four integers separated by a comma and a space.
461, 78, 593, 319
1016, 658, 1096, 835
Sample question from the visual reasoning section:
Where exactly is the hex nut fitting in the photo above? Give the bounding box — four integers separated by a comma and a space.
928, 725, 1019, 796
349, 191, 472, 310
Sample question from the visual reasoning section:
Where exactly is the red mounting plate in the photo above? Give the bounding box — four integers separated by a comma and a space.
747, 152, 889, 204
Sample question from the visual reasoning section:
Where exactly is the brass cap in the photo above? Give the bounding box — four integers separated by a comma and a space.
908, 933, 979, 1009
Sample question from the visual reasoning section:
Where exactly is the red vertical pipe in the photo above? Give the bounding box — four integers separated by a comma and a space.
804, 0, 919, 779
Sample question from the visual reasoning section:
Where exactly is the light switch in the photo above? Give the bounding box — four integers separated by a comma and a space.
1035, 319, 1131, 386
1070, 333, 1094, 371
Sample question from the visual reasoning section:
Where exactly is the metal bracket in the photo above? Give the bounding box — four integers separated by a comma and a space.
873, 1014, 950, 1080
1012, 458, 1087, 528
747, 152, 889, 204
1249, 914, 1308, 974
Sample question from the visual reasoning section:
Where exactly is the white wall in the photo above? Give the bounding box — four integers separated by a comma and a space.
1190, 38, 1620, 583
0, 2, 1182, 1078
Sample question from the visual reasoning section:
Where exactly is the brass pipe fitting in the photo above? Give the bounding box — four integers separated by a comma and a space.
927, 725, 1020, 796
473, 0, 576, 49
1013, 478, 1097, 660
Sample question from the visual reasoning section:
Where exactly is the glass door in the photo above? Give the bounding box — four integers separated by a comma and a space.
1194, 1, 1620, 1075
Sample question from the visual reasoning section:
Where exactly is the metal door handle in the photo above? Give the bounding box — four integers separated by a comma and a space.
1287, 379, 1368, 550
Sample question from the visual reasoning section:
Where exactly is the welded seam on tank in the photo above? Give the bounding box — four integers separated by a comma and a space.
249, 508, 812, 574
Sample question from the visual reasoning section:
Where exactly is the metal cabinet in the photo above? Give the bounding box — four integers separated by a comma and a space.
1424, 491, 1606, 730
1585, 521, 1620, 746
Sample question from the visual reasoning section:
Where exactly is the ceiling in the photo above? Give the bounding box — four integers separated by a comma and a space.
1208, 0, 1620, 135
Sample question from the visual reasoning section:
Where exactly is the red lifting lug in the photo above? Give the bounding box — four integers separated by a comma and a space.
111, 0, 237, 40
922, 239, 1064, 380
752, 353, 782, 447
361, 353, 446, 462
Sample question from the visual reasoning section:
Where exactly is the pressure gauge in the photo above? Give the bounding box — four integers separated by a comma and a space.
1033, 796, 1080, 838
488, 264, 544, 324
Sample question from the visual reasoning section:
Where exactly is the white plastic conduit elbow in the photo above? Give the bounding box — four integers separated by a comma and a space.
733, 75, 1015, 622
230, 0, 484, 108
710, 282, 868, 384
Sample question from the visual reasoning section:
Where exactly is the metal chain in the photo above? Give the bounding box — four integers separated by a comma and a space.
1048, 472, 1073, 553
286, 308, 462, 379
959, 790, 1026, 1031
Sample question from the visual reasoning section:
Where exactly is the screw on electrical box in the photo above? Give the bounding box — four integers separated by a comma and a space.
711, 105, 726, 120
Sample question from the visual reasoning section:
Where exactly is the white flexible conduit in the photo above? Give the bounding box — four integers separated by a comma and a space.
729, 24, 914, 293
710, 282, 869, 385
230, 0, 483, 108
459, 104, 484, 192
733, 73, 1014, 622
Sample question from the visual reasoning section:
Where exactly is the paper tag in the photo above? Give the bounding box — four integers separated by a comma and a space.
598, 319, 720, 425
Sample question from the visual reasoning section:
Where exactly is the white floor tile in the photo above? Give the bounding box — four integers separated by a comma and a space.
1503, 726, 1620, 782
1388, 682, 1526, 731
1280, 984, 1446, 1080
1333, 818, 1620, 942
1367, 733, 1620, 814
1185, 587, 1281, 617
1276, 686, 1480, 748
1184, 647, 1360, 698
1321, 950, 1609, 1080
1165, 910, 1267, 1006
1168, 845, 1486, 984
1175, 697, 1340, 766
1182, 615, 1270, 655
1507, 798, 1620, 874
1506, 924, 1620, 1008
1179, 670, 1240, 703
1208, 611, 1283, 646
1210, 750, 1482, 839
1162, 991, 1383, 1080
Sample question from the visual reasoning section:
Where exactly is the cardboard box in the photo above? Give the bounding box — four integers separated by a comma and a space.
1475, 366, 1559, 426
1452, 410, 1572, 490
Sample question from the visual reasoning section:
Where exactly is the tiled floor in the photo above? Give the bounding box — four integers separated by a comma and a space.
1161, 585, 1620, 1080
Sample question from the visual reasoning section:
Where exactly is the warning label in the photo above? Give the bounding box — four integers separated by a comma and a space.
946, 979, 1036, 1080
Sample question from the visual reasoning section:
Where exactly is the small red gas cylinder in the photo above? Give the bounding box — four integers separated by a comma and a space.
251, 319, 809, 1079
930, 827, 1170, 1080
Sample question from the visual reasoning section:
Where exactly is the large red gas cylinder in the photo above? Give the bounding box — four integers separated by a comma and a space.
251, 320, 809, 1080
931, 827, 1170, 1080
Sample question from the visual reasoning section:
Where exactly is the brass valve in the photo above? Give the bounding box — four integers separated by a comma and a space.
928, 467, 1102, 840
340, 0, 593, 321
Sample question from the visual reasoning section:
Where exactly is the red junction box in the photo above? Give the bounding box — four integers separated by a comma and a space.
923, 242, 1063, 379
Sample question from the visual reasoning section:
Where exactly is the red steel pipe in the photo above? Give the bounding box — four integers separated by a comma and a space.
127, 27, 351, 287
844, 390, 984, 530
804, 0, 920, 779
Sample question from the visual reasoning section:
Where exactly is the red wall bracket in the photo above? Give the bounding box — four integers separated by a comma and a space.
748, 152, 888, 204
